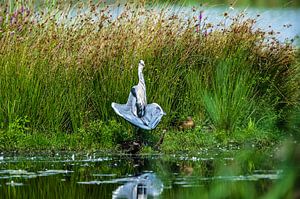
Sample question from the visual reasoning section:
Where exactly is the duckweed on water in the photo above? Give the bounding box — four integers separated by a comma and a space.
0, 143, 299, 199
0, 1, 299, 151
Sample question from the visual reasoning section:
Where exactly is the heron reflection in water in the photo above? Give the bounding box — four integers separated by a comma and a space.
112, 173, 164, 199
112, 60, 165, 130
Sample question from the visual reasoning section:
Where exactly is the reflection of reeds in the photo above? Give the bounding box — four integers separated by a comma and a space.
0, 2, 299, 135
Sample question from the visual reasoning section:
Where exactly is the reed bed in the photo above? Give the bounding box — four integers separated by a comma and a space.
0, 1, 299, 148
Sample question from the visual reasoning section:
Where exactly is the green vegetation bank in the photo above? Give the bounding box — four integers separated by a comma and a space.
0, 2, 299, 152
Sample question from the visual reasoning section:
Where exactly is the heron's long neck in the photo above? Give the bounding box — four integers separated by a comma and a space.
138, 67, 146, 87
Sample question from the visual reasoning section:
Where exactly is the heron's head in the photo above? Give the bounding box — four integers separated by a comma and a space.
139, 60, 145, 70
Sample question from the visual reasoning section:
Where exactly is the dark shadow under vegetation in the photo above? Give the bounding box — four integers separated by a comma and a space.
0, 1, 299, 152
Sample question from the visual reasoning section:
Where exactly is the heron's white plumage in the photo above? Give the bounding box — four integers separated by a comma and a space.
133, 60, 147, 117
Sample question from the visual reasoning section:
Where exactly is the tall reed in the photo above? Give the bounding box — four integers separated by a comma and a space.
0, 1, 298, 136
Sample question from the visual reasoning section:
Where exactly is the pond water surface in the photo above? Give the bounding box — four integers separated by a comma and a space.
154, 6, 300, 44
74, 5, 300, 45
0, 148, 295, 199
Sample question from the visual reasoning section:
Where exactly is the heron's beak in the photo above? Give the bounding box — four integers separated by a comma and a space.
139, 60, 145, 66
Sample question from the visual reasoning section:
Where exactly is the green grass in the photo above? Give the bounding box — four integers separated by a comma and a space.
0, 1, 299, 151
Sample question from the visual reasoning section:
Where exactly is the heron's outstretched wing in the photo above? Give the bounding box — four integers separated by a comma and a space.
111, 102, 165, 130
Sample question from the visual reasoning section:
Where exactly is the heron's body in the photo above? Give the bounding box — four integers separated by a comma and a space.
131, 61, 147, 118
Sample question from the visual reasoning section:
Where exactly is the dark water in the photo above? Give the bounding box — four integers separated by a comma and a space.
0, 148, 295, 199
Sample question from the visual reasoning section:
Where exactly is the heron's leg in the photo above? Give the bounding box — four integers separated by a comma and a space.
154, 130, 166, 150
135, 127, 143, 144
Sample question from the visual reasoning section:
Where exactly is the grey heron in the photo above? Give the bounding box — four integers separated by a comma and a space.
111, 60, 165, 130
